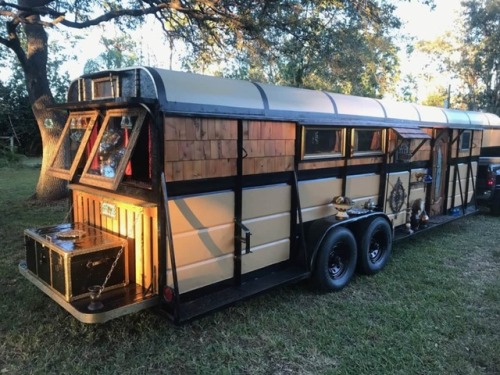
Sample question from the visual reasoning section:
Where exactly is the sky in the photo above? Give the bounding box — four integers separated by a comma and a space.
393, 0, 463, 101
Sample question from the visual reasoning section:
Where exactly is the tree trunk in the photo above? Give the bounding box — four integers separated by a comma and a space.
21, 6, 68, 201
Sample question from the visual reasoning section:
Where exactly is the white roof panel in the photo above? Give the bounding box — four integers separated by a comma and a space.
155, 69, 265, 110
378, 100, 420, 122
444, 109, 472, 125
328, 93, 385, 118
259, 83, 334, 113
413, 105, 448, 124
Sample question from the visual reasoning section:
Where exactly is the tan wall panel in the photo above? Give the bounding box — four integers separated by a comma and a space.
242, 239, 290, 274
172, 224, 234, 267
385, 172, 410, 217
346, 174, 380, 199
386, 212, 407, 228
169, 191, 234, 234
242, 185, 291, 220
168, 254, 234, 293
301, 204, 336, 222
242, 213, 290, 247
299, 177, 342, 208
408, 168, 428, 207
482, 129, 500, 148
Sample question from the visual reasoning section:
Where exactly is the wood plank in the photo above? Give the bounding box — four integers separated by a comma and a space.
271, 122, 283, 139
184, 117, 197, 140
243, 158, 256, 175
264, 140, 276, 157
164, 117, 180, 140
165, 141, 179, 161
285, 140, 295, 156
283, 123, 296, 140
274, 140, 285, 156
248, 121, 261, 140
172, 161, 184, 181
260, 121, 273, 140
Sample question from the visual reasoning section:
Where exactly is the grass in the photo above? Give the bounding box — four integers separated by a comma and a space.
0, 164, 499, 375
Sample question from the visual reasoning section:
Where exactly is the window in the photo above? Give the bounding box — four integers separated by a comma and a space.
303, 127, 343, 159
352, 128, 384, 155
460, 131, 472, 150
92, 76, 120, 99
79, 108, 147, 190
47, 111, 99, 180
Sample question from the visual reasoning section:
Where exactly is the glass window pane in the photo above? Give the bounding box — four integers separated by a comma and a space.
303, 127, 342, 158
353, 129, 383, 154
80, 108, 146, 190
48, 111, 99, 180
87, 114, 137, 178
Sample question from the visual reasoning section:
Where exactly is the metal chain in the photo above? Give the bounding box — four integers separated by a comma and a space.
96, 245, 124, 299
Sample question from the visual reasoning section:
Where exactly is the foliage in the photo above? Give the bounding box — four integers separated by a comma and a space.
0, 40, 69, 155
459, 0, 499, 114
412, 0, 499, 114
183, 0, 405, 97
0, 166, 498, 374
83, 34, 141, 73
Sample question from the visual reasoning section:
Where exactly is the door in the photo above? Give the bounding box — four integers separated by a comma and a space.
429, 130, 448, 216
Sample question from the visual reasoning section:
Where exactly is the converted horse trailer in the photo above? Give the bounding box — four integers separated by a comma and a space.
19, 67, 500, 324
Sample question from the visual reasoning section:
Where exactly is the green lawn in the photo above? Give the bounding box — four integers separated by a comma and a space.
1, 165, 499, 375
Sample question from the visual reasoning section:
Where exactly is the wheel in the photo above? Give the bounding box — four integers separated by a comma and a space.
313, 227, 357, 292
357, 217, 393, 275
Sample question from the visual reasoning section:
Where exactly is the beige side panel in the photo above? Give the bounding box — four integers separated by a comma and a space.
243, 213, 290, 247
447, 162, 477, 207
242, 185, 291, 220
168, 254, 234, 293
172, 224, 234, 267
299, 177, 342, 208
346, 174, 380, 199
169, 191, 234, 234
386, 212, 407, 228
301, 205, 336, 223
385, 172, 410, 218
408, 168, 428, 207
483, 129, 500, 148
242, 239, 290, 274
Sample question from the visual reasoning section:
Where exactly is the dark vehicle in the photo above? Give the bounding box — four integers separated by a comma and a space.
477, 157, 500, 215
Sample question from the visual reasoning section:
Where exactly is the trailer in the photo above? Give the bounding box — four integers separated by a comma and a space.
19, 67, 500, 324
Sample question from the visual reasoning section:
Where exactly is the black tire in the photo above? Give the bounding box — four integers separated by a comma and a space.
357, 217, 393, 275
313, 227, 357, 292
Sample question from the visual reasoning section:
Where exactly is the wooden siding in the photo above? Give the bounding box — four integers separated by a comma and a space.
72, 187, 158, 293
164, 117, 295, 181
242, 120, 295, 175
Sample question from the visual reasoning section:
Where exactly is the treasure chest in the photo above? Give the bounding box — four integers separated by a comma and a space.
24, 223, 128, 302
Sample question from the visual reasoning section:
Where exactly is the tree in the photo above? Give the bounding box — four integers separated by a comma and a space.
0, 0, 434, 200
84, 34, 140, 74
459, 0, 499, 114
183, 1, 405, 98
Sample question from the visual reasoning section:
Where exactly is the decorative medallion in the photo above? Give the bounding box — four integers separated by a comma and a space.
389, 177, 406, 215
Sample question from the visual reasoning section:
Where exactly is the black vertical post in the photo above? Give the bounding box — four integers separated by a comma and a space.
233, 119, 244, 285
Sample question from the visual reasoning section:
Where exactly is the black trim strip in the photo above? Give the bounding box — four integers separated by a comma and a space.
252, 82, 270, 112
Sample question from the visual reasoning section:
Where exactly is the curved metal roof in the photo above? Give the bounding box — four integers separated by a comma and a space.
78, 66, 500, 130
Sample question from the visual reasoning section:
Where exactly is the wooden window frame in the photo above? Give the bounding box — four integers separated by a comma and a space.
79, 108, 147, 190
351, 128, 385, 156
47, 110, 100, 180
92, 76, 120, 100
460, 130, 472, 151
301, 126, 344, 160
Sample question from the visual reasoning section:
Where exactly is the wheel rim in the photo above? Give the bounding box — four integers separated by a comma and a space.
328, 243, 351, 279
369, 228, 387, 264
